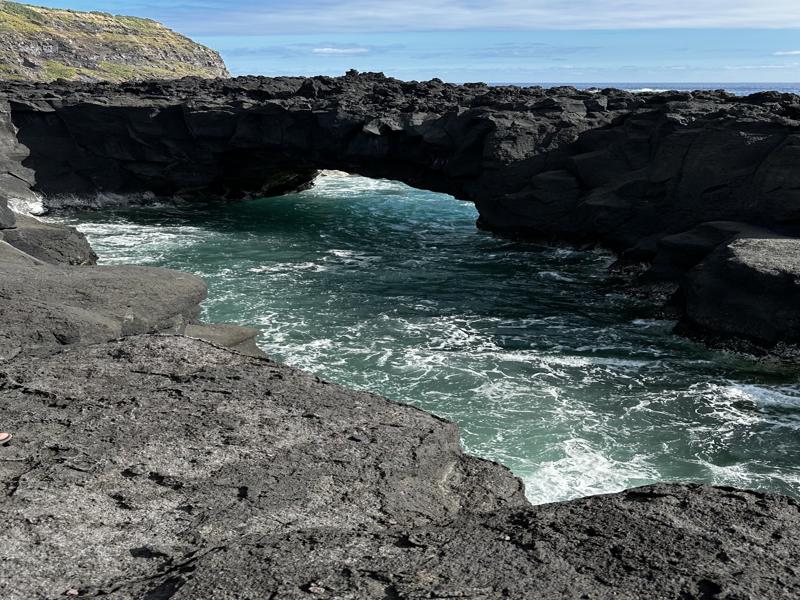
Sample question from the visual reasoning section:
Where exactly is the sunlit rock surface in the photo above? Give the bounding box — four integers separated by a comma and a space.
2, 334, 798, 598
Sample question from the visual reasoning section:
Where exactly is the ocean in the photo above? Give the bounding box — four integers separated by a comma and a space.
506, 82, 800, 95
50, 153, 800, 503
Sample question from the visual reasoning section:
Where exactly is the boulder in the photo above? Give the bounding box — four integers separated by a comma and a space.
0, 214, 97, 265
679, 237, 800, 345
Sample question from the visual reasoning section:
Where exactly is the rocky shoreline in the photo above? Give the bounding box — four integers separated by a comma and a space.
0, 190, 798, 598
1, 74, 800, 597
2, 73, 800, 350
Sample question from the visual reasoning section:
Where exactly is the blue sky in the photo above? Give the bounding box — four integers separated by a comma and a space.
38, 1, 800, 83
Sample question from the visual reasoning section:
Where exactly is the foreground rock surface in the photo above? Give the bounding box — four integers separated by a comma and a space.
125, 486, 800, 600
1, 336, 797, 599
1, 73, 800, 346
0, 335, 526, 598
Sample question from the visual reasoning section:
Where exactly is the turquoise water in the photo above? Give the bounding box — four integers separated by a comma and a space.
52, 174, 800, 504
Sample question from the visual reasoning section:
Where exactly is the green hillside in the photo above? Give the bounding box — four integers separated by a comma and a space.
0, 1, 229, 82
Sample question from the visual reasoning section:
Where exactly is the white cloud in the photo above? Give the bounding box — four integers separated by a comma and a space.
165, 0, 800, 35
312, 47, 370, 55
724, 62, 800, 70
774, 50, 800, 56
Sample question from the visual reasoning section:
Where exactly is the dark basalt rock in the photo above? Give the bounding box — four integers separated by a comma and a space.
679, 237, 800, 346
0, 249, 206, 359
0, 99, 38, 212
0, 213, 97, 265
1, 73, 799, 346
1, 336, 797, 598
125, 485, 800, 600
0, 335, 527, 598
645, 220, 777, 280
0, 74, 795, 244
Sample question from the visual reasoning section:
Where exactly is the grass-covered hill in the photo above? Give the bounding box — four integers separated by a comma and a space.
0, 1, 229, 82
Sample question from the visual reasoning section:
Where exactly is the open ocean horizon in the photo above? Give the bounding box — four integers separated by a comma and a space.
494, 82, 800, 95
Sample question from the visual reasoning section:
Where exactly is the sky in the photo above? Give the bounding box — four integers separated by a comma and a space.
36, 0, 800, 83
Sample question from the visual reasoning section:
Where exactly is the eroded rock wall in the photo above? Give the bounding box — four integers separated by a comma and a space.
3, 75, 800, 247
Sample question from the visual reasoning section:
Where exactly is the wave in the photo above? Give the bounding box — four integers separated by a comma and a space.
50, 175, 800, 504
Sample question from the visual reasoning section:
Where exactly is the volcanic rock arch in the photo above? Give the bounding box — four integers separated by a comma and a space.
4, 72, 800, 345
5, 73, 800, 248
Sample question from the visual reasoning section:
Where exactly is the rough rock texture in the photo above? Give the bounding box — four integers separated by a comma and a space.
1, 74, 798, 246
679, 237, 800, 345
0, 1, 229, 82
185, 322, 268, 358
0, 335, 527, 598
0, 73, 799, 344
0, 250, 206, 360
1, 336, 798, 599
0, 213, 96, 264
122, 485, 800, 600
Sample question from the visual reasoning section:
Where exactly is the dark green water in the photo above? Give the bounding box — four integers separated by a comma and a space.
51, 174, 800, 504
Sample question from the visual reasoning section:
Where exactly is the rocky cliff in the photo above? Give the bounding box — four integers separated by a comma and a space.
0, 1, 228, 82
1, 73, 800, 349
0, 210, 798, 598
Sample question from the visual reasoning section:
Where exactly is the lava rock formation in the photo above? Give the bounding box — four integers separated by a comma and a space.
2, 73, 799, 347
